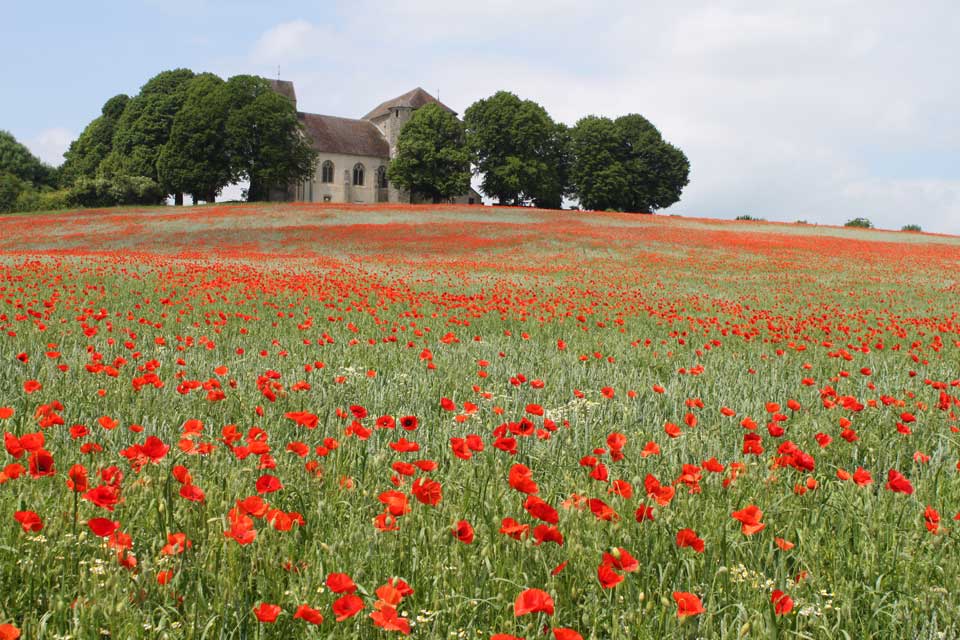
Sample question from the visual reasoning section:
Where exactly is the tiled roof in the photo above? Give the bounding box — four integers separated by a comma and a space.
298, 112, 389, 158
362, 87, 455, 120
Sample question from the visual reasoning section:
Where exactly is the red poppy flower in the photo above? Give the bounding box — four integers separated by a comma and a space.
852, 467, 873, 486
601, 547, 639, 572
293, 604, 323, 625
13, 511, 42, 533
83, 484, 119, 511
597, 563, 624, 589
588, 498, 619, 521
452, 519, 474, 544
533, 524, 564, 546
885, 469, 913, 494
88, 518, 120, 537
676, 528, 705, 553
731, 505, 766, 535
553, 630, 583, 640
327, 572, 358, 593
332, 594, 364, 621
775, 537, 795, 550
771, 590, 794, 615
673, 591, 705, 617
370, 604, 411, 635
28, 449, 55, 478
0, 623, 20, 640
255, 474, 283, 494
514, 588, 554, 617
253, 602, 281, 623
179, 483, 206, 502
379, 490, 411, 516
500, 517, 530, 539
523, 495, 559, 524
509, 464, 539, 494
411, 477, 442, 506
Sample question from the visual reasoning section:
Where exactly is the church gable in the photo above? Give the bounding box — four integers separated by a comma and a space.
362, 87, 455, 121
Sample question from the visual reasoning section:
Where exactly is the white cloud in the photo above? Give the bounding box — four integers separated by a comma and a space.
250, 20, 342, 64
243, 3, 960, 234
28, 127, 74, 167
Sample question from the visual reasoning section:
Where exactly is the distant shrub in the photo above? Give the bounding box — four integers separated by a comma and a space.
13, 188, 72, 212
901, 224, 922, 232
69, 175, 164, 208
795, 219, 809, 225
0, 172, 28, 213
735, 214, 765, 221
844, 217, 873, 229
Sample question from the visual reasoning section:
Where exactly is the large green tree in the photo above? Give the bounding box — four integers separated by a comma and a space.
59, 94, 129, 185
220, 75, 316, 201
157, 73, 230, 203
570, 114, 689, 213
388, 103, 471, 203
101, 68, 196, 201
463, 91, 569, 208
0, 130, 56, 187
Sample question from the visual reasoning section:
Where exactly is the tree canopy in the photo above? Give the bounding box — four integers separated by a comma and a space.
0, 130, 55, 187
220, 75, 316, 201
60, 94, 130, 186
463, 91, 569, 208
157, 73, 230, 203
54, 69, 316, 205
100, 69, 196, 186
388, 104, 471, 203
569, 114, 689, 212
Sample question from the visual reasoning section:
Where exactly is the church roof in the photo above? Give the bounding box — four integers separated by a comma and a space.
298, 112, 390, 158
362, 87, 455, 121
267, 79, 297, 105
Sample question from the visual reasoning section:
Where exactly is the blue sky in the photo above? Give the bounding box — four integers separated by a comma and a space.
4, 1, 960, 234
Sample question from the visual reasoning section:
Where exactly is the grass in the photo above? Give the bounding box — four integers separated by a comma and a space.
0, 203, 958, 639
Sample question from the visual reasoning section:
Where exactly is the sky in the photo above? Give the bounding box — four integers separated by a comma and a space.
4, 1, 960, 234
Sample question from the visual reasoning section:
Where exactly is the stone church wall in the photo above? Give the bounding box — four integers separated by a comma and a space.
296, 152, 390, 204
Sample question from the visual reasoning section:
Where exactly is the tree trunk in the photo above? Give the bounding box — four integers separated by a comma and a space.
174, 192, 184, 206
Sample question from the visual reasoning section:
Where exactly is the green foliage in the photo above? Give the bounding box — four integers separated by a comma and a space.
735, 214, 766, 221
101, 69, 196, 186
388, 103, 471, 203
59, 94, 130, 185
0, 130, 56, 187
220, 75, 317, 201
464, 91, 569, 208
0, 172, 28, 213
844, 217, 874, 229
157, 73, 230, 202
901, 224, 922, 232
68, 175, 164, 208
570, 114, 689, 213
12, 188, 72, 213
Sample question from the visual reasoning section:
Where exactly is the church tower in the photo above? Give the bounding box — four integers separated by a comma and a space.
362, 87, 455, 160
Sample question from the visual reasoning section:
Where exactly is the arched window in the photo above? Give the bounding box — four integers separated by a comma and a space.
353, 163, 365, 186
376, 166, 388, 188
321, 160, 334, 183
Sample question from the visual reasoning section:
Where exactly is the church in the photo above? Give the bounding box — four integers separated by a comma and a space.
268, 80, 482, 205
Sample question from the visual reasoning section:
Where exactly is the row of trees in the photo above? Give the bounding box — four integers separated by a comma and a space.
388, 91, 690, 212
1, 70, 316, 213
61, 70, 315, 205
4, 70, 689, 213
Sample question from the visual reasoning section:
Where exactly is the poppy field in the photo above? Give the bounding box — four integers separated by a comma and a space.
0, 203, 959, 639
